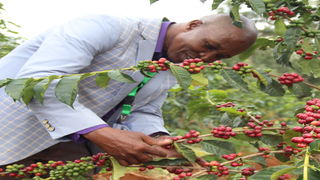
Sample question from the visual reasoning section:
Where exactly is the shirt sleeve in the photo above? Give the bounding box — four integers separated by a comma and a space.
15, 15, 123, 139
70, 124, 109, 143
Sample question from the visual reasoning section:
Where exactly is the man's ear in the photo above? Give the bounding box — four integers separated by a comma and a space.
186, 20, 203, 31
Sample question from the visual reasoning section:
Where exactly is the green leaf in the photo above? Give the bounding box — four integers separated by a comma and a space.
110, 157, 126, 180
301, 38, 313, 53
274, 19, 287, 36
33, 76, 58, 104
230, 4, 242, 28
201, 140, 236, 156
192, 174, 217, 180
270, 166, 296, 180
170, 65, 192, 89
252, 70, 271, 86
308, 169, 320, 180
55, 75, 82, 108
144, 158, 190, 166
260, 134, 283, 146
274, 153, 290, 162
233, 116, 245, 127
239, 38, 275, 60
220, 69, 248, 92
5, 78, 33, 101
315, 37, 320, 52
248, 0, 266, 15
211, 0, 224, 10
149, 0, 159, 4
259, 79, 285, 97
220, 112, 232, 126
249, 165, 292, 180
251, 156, 267, 167
22, 79, 42, 105
273, 43, 292, 67
174, 142, 197, 162
191, 73, 208, 86
309, 139, 320, 153
0, 78, 12, 88
274, 27, 301, 67
95, 73, 110, 88
108, 70, 136, 83
288, 83, 312, 98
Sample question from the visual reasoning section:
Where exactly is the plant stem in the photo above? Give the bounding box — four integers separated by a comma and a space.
247, 112, 262, 124
33, 66, 137, 81
175, 127, 288, 143
221, 150, 285, 166
303, 148, 310, 180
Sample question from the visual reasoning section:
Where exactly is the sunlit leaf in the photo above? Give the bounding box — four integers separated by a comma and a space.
249, 165, 292, 180
201, 140, 236, 156
108, 70, 136, 83
5, 78, 33, 101
211, 0, 224, 9
274, 19, 286, 36
270, 166, 296, 180
55, 75, 82, 108
248, 0, 266, 15
33, 75, 58, 104
110, 157, 126, 180
170, 64, 192, 89
95, 73, 110, 88
220, 69, 248, 92
174, 142, 197, 162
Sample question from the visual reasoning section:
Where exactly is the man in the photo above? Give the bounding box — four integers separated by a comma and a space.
0, 13, 257, 169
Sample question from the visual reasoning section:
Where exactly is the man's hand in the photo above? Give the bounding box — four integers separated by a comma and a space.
83, 127, 173, 166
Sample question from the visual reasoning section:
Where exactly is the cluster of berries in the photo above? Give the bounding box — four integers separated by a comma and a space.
178, 58, 205, 74
278, 73, 304, 86
241, 167, 255, 176
137, 58, 170, 73
232, 62, 253, 75
295, 98, 320, 125
172, 170, 193, 180
49, 160, 94, 180
295, 49, 318, 60
216, 102, 236, 108
290, 99, 320, 148
291, 128, 319, 148
207, 60, 226, 73
211, 125, 237, 139
268, 6, 295, 20
221, 153, 244, 167
277, 143, 301, 155
139, 165, 155, 171
172, 130, 203, 144
243, 116, 283, 137
206, 162, 229, 177
222, 153, 240, 160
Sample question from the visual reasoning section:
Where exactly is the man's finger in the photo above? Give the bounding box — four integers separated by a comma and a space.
143, 144, 168, 157
118, 159, 129, 166
142, 134, 173, 146
135, 153, 153, 163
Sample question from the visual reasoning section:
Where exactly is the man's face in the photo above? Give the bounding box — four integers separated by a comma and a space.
166, 20, 254, 63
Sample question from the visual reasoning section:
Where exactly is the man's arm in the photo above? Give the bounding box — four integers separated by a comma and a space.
15, 15, 122, 138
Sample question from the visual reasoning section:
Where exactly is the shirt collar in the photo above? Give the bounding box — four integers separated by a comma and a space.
154, 21, 174, 54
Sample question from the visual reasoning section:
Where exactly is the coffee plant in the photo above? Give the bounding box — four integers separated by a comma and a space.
1, 0, 320, 179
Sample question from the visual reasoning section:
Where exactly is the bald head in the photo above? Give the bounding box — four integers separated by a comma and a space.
200, 14, 258, 46
164, 14, 258, 63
